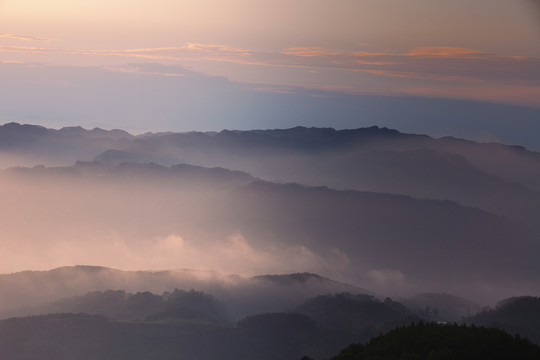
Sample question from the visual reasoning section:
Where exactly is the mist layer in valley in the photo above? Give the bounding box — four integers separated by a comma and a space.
0, 123, 539, 313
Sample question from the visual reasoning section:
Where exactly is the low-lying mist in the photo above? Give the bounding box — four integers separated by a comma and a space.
1, 160, 539, 308
0, 165, 330, 276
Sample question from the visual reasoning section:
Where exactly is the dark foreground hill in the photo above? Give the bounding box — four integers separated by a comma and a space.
3, 314, 538, 360
293, 293, 415, 336
3, 287, 540, 360
323, 322, 540, 360
0, 313, 355, 360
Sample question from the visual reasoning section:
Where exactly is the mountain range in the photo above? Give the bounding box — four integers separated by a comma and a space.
1, 123, 539, 302
0, 122, 539, 358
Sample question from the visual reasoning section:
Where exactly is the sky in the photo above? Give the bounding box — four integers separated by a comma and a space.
0, 0, 539, 140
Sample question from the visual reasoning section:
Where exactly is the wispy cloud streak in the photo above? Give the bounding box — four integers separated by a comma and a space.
0, 33, 59, 43
1, 40, 539, 106
276, 46, 540, 84
2, 42, 537, 84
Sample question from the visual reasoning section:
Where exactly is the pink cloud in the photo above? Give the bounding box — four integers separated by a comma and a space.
281, 47, 344, 57
2, 42, 537, 84
0, 33, 59, 43
1, 41, 539, 106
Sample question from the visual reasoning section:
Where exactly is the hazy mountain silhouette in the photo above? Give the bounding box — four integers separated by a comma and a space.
0, 266, 364, 321
97, 126, 540, 193
3, 123, 540, 194
468, 296, 540, 345
276, 148, 540, 226
0, 122, 133, 167
3, 123, 540, 224
1, 124, 540, 303
253, 273, 369, 293
402, 292, 481, 322
31, 288, 230, 324
293, 293, 416, 336
1, 159, 539, 304
1, 122, 540, 359
86, 126, 540, 227
229, 180, 540, 301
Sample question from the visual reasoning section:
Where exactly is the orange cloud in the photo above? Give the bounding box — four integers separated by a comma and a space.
359, 69, 424, 78
184, 43, 252, 55
355, 59, 396, 65
1, 42, 539, 96
282, 47, 343, 57
358, 69, 483, 82
407, 47, 483, 57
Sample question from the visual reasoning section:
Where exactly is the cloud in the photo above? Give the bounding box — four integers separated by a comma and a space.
0, 33, 59, 43
281, 47, 343, 57
1, 41, 539, 108
101, 65, 186, 77
367, 268, 411, 295
368, 269, 406, 285
184, 43, 252, 55
0, 60, 23, 64
0, 226, 348, 279
406, 47, 483, 57
1, 42, 539, 86
0, 43, 266, 66
139, 233, 350, 279
277, 46, 540, 84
